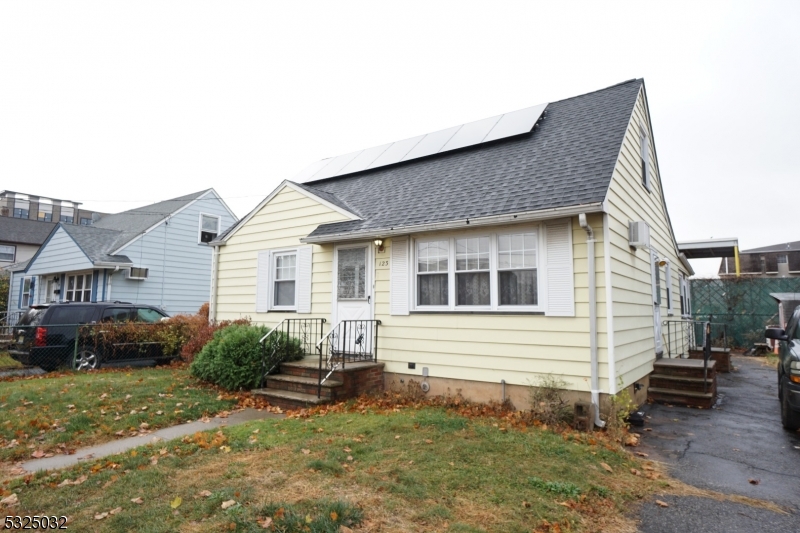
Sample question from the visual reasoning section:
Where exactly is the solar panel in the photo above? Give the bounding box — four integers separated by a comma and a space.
296, 101, 548, 183
368, 135, 425, 168
441, 115, 502, 152
402, 125, 461, 161
339, 143, 392, 174
483, 103, 548, 143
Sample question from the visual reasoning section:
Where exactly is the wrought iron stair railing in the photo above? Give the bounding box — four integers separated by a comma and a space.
315, 319, 381, 398
258, 318, 326, 388
662, 317, 728, 394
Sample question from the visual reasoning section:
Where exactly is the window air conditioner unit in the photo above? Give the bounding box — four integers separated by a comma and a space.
628, 221, 650, 249
127, 267, 149, 280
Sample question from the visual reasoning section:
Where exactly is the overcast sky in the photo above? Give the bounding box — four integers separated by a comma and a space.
1, 1, 798, 277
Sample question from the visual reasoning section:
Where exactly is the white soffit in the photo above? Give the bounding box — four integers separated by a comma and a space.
295, 102, 548, 183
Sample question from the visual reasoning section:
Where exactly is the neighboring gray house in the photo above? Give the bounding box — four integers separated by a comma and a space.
0, 217, 57, 268
6, 189, 236, 317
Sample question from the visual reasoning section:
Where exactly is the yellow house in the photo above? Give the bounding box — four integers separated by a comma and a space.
210, 79, 697, 424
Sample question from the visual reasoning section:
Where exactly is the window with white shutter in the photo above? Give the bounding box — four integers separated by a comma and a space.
545, 220, 575, 317
255, 246, 312, 313
390, 237, 410, 315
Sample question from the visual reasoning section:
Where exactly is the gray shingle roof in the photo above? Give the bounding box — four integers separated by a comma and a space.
60, 224, 132, 264
300, 79, 642, 239
91, 189, 211, 250
0, 217, 57, 245
26, 190, 211, 269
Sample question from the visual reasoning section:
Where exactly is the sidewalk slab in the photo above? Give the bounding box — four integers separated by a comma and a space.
21, 408, 283, 473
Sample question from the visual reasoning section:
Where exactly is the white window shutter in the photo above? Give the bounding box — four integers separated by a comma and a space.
390, 237, 410, 315
545, 219, 575, 317
255, 250, 271, 313
296, 245, 313, 313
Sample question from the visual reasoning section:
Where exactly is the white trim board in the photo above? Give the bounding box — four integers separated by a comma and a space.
212, 181, 362, 246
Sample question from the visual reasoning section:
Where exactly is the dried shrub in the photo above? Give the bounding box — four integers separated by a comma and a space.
528, 375, 572, 426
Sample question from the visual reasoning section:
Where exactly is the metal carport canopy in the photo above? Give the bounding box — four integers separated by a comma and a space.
677, 238, 739, 259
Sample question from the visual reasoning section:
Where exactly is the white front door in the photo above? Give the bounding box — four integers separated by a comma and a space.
651, 249, 664, 357
333, 243, 374, 355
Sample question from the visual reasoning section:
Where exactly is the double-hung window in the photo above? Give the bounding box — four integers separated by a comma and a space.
498, 233, 538, 306
456, 237, 490, 306
199, 214, 220, 244
415, 229, 540, 311
0, 245, 15, 262
66, 273, 92, 302
417, 240, 449, 307
273, 252, 297, 308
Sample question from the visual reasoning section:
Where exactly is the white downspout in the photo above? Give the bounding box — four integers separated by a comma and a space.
209, 245, 219, 323
579, 213, 606, 428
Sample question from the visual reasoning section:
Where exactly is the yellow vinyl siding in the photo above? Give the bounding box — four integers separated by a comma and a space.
374, 214, 611, 393
606, 88, 687, 389
214, 186, 348, 323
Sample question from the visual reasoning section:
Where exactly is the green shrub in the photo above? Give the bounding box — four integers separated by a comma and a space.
190, 325, 304, 390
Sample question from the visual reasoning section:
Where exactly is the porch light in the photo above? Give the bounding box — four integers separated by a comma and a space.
374, 239, 384, 252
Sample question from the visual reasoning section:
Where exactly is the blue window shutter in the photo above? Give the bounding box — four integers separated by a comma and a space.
18, 276, 23, 308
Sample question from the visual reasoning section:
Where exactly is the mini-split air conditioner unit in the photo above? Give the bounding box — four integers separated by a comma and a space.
628, 221, 650, 249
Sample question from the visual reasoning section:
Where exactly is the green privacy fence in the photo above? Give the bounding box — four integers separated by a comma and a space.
690, 277, 800, 348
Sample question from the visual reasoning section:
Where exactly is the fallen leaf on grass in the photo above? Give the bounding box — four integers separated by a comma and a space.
109, 507, 122, 515
301, 449, 311, 455
0, 494, 19, 507
31, 450, 45, 458
258, 517, 273, 528
522, 501, 531, 508
339, 526, 354, 533
630, 468, 642, 476
131, 497, 144, 504
198, 490, 212, 498
94, 512, 108, 520
221, 499, 237, 510
635, 452, 649, 457
170, 497, 182, 509
600, 462, 613, 473
656, 500, 669, 508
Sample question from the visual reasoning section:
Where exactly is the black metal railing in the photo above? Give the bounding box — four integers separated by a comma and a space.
662, 316, 728, 394
316, 319, 381, 398
0, 311, 24, 328
258, 318, 327, 388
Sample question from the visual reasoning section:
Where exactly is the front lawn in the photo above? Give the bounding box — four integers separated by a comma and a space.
3, 404, 660, 532
0, 367, 237, 463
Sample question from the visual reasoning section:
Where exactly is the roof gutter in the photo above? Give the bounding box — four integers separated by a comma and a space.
93, 261, 134, 268
300, 202, 605, 244
678, 253, 695, 277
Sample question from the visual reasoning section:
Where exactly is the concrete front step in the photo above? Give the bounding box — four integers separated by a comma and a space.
264, 374, 344, 399
649, 374, 716, 394
251, 388, 332, 411
647, 387, 715, 409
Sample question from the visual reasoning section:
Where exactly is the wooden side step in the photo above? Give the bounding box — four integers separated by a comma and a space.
649, 358, 718, 408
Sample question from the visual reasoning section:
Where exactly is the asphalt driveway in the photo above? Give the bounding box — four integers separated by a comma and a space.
636, 355, 800, 532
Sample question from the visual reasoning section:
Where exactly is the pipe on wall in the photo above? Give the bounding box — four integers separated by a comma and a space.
579, 213, 606, 429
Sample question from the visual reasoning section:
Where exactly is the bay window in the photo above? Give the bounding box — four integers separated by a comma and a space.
415, 228, 541, 311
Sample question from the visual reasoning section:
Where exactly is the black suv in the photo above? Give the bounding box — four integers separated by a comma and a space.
766, 304, 800, 430
8, 302, 171, 371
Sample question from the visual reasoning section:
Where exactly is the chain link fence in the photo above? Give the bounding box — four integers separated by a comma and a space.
1, 322, 181, 371
690, 277, 800, 348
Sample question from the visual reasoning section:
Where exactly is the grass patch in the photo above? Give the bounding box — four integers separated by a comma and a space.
0, 367, 236, 462
4, 406, 659, 532
0, 352, 23, 370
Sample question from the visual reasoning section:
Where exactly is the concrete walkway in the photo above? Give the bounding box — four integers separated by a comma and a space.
636, 355, 800, 532
22, 408, 284, 473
